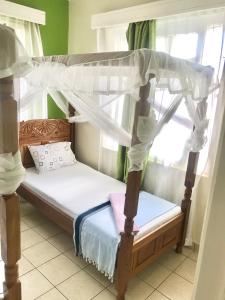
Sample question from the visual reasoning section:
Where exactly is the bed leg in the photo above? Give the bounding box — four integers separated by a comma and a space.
117, 294, 126, 300
176, 152, 199, 255
116, 232, 134, 300
175, 243, 183, 254
1, 194, 21, 300
117, 286, 126, 300
175, 194, 192, 255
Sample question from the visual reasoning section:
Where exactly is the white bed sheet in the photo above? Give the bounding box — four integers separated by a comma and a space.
23, 162, 181, 241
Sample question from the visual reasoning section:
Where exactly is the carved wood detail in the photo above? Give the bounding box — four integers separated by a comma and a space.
19, 119, 70, 144
19, 119, 71, 168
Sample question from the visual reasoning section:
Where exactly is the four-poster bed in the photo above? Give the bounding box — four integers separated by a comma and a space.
17, 118, 184, 272
0, 24, 217, 300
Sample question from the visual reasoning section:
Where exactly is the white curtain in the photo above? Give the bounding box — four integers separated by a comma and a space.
0, 15, 46, 120
143, 9, 225, 245
97, 25, 128, 176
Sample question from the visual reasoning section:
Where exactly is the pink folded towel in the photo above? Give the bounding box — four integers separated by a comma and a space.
109, 193, 139, 234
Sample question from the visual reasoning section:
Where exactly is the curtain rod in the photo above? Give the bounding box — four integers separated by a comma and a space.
0, 0, 45, 25
91, 0, 225, 29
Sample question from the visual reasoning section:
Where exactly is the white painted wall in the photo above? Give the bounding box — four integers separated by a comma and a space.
192, 76, 225, 300
69, 0, 155, 168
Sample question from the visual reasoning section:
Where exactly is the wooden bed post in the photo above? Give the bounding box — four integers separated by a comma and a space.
69, 104, 76, 154
176, 151, 199, 253
116, 82, 151, 300
176, 98, 207, 253
0, 74, 21, 299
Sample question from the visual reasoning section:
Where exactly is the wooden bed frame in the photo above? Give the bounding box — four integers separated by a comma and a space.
17, 118, 198, 300
0, 29, 206, 300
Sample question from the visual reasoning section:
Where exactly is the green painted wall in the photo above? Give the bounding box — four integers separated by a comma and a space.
10, 0, 69, 118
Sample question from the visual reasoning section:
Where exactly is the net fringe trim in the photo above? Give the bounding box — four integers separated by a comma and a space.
81, 255, 115, 282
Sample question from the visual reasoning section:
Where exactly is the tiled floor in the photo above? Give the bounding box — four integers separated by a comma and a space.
0, 199, 199, 300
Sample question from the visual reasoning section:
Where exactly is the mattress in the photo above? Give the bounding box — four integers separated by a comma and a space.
23, 162, 181, 241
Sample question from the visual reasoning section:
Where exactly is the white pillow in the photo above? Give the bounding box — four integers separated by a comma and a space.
28, 142, 76, 173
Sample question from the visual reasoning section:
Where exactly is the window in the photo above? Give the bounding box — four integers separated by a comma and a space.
97, 9, 225, 175
97, 25, 128, 151
0, 15, 46, 121
150, 13, 224, 171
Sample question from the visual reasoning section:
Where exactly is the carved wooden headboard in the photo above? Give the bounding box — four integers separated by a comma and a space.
19, 119, 74, 168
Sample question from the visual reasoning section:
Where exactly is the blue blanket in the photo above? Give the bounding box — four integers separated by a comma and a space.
74, 191, 177, 281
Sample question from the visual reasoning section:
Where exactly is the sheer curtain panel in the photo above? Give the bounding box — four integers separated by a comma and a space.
143, 9, 225, 245
0, 15, 46, 121
97, 25, 128, 177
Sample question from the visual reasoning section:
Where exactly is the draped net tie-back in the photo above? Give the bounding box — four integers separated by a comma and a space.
0, 152, 25, 196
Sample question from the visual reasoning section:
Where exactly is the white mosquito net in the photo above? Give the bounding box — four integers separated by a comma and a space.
0, 25, 32, 195
0, 24, 218, 195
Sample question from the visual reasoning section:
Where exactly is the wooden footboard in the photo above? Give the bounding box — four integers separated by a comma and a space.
130, 213, 184, 276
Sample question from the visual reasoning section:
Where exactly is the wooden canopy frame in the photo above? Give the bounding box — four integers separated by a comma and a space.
1, 50, 203, 300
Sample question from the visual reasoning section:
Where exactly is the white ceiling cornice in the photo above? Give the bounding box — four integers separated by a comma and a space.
0, 0, 45, 24
92, 0, 225, 28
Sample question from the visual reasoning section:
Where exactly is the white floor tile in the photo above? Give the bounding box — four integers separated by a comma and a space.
38, 254, 80, 285
108, 276, 154, 300
37, 288, 67, 300
33, 220, 62, 239
183, 246, 198, 262
158, 250, 186, 271
22, 211, 47, 228
64, 249, 88, 269
147, 290, 169, 300
21, 229, 44, 250
19, 256, 34, 276
84, 264, 111, 287
93, 289, 116, 299
48, 232, 74, 252
138, 261, 171, 288
20, 220, 30, 232
175, 258, 196, 283
20, 200, 36, 217
57, 270, 104, 300
23, 241, 60, 267
158, 273, 193, 300
20, 269, 53, 300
